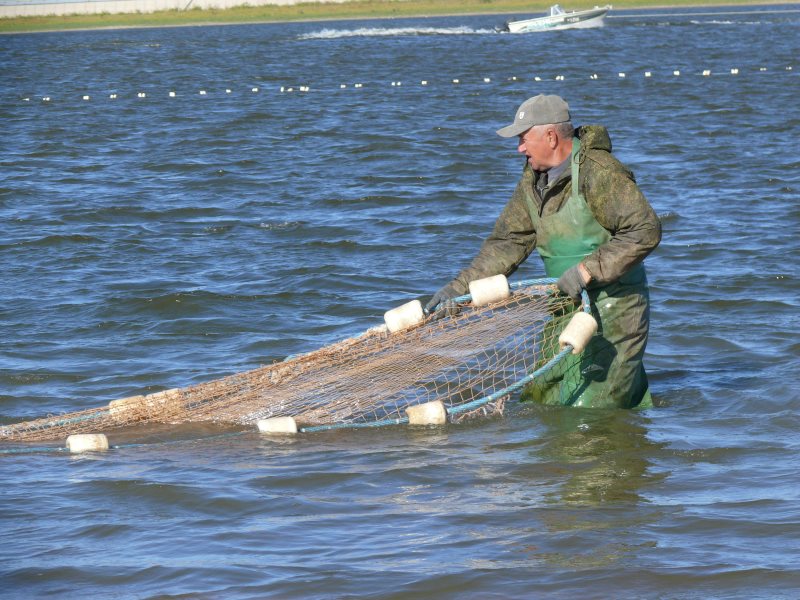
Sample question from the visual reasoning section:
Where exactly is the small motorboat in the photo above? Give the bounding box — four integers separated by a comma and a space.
503, 4, 611, 33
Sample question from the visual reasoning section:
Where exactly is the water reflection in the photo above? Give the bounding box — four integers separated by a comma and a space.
535, 406, 663, 506
508, 406, 667, 569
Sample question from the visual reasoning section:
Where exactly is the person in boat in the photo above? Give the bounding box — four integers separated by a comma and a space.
425, 94, 661, 409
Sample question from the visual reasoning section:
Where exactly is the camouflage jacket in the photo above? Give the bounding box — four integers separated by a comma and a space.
448, 125, 661, 295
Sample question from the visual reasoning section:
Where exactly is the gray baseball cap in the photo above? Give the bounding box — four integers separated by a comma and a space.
496, 94, 571, 138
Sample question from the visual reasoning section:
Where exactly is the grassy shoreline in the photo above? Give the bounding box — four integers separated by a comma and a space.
0, 0, 790, 34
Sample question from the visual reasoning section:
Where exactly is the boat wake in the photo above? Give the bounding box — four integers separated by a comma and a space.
299, 26, 497, 40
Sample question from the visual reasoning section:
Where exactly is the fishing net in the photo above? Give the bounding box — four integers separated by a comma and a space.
0, 280, 580, 444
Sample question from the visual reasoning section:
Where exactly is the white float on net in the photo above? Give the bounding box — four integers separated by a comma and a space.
257, 417, 298, 434
66, 433, 109, 453
108, 395, 146, 420
469, 274, 510, 307
558, 312, 598, 355
406, 400, 447, 426
384, 299, 425, 333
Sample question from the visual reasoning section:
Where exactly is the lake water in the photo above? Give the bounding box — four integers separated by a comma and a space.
1, 5, 799, 598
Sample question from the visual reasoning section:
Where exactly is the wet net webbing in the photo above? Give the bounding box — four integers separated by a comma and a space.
0, 280, 579, 444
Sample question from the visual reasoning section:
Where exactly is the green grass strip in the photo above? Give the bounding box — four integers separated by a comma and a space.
0, 0, 780, 34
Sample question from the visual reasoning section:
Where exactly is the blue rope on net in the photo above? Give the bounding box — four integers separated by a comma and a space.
0, 431, 250, 456
301, 280, 589, 433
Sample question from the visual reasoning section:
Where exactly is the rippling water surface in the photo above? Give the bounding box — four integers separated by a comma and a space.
2, 6, 799, 598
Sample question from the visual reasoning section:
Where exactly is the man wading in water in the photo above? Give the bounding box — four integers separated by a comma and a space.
425, 95, 661, 408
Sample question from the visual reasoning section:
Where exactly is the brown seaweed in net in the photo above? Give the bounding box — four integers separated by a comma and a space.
449, 395, 508, 424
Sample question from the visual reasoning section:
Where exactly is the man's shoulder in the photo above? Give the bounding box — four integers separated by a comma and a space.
582, 148, 633, 178
577, 125, 634, 179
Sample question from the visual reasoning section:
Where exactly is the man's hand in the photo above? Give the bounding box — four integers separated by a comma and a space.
424, 283, 462, 317
557, 264, 589, 302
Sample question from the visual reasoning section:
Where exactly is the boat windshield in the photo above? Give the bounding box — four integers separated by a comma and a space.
549, 4, 565, 16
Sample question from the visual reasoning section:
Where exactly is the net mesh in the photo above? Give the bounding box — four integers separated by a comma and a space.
0, 283, 577, 443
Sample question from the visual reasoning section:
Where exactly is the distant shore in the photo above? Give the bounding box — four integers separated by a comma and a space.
0, 0, 793, 34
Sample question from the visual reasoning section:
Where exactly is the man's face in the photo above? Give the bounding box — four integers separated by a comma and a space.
517, 126, 551, 171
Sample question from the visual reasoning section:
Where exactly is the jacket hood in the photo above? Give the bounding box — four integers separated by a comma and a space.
577, 125, 612, 152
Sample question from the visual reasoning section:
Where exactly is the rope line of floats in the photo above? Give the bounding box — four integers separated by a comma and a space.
16, 64, 796, 103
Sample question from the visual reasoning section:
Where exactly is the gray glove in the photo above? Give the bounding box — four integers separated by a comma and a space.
556, 265, 585, 302
424, 282, 462, 317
